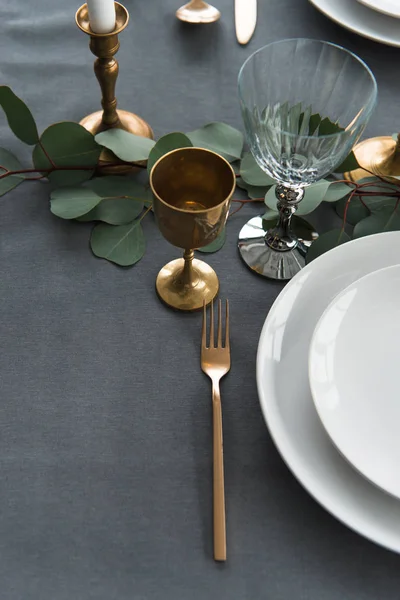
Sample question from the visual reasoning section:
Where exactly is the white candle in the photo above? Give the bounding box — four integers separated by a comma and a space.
87, 0, 116, 34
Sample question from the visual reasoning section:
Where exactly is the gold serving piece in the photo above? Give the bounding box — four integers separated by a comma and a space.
75, 2, 153, 173
176, 0, 221, 23
201, 299, 230, 562
345, 134, 400, 182
150, 147, 235, 312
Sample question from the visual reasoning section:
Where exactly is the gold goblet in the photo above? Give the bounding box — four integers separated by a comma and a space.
150, 147, 236, 311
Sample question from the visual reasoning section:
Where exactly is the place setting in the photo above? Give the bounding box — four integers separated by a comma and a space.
3, 0, 400, 595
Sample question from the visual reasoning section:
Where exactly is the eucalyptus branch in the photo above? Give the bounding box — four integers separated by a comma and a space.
0, 159, 147, 181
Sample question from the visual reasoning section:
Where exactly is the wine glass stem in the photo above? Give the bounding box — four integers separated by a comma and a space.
265, 185, 304, 252
179, 249, 196, 287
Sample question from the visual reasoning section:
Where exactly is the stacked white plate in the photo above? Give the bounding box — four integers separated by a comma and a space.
309, 0, 400, 47
256, 232, 400, 553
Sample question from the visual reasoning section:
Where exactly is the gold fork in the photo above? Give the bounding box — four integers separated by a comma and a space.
201, 299, 230, 562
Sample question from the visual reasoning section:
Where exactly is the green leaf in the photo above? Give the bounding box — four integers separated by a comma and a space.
90, 221, 145, 266
353, 208, 400, 238
334, 151, 359, 174
0, 86, 39, 145
33, 122, 101, 185
308, 113, 322, 135
261, 208, 279, 221
89, 175, 147, 200
197, 227, 226, 253
0, 148, 24, 196
335, 196, 370, 226
95, 129, 155, 163
240, 152, 275, 186
318, 117, 343, 136
79, 198, 143, 224
306, 229, 351, 263
50, 187, 102, 219
323, 181, 351, 202
186, 122, 243, 162
147, 132, 193, 175
236, 177, 271, 199
392, 133, 399, 142
264, 180, 330, 216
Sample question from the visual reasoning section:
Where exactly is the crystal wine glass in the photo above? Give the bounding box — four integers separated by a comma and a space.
237, 38, 377, 280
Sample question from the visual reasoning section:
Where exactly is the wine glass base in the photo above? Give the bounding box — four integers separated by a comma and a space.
156, 257, 219, 311
238, 215, 318, 280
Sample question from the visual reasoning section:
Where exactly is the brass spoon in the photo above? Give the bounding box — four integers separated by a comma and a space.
176, 0, 221, 23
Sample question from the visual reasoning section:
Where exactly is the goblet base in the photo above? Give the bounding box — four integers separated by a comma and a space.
238, 215, 318, 280
156, 257, 219, 311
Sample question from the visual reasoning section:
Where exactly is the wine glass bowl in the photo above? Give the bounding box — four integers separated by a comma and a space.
150, 147, 235, 311
238, 38, 377, 280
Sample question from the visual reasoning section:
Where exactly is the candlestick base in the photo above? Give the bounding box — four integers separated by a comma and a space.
80, 109, 154, 174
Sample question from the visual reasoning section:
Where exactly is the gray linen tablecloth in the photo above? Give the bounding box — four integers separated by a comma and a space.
0, 0, 399, 598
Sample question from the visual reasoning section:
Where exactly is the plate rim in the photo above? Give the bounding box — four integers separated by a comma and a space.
308, 262, 400, 501
309, 0, 400, 48
256, 231, 400, 553
357, 0, 400, 19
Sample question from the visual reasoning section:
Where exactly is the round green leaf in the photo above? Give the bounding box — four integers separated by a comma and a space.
240, 152, 275, 186
334, 151, 359, 174
90, 221, 145, 266
236, 177, 271, 199
89, 175, 145, 199
33, 122, 101, 185
79, 198, 143, 224
353, 209, 400, 238
261, 208, 279, 221
95, 129, 155, 163
335, 195, 370, 226
306, 229, 351, 264
323, 182, 351, 202
186, 122, 244, 162
197, 227, 226, 253
50, 187, 102, 219
0, 86, 39, 145
392, 133, 399, 142
0, 148, 24, 196
147, 133, 193, 175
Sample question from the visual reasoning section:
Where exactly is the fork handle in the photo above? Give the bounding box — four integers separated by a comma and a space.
212, 381, 226, 561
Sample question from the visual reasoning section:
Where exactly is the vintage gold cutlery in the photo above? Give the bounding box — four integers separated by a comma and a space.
176, 0, 221, 23
201, 299, 230, 561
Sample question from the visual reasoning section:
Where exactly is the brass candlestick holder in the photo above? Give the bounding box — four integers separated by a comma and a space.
345, 134, 400, 182
75, 2, 153, 172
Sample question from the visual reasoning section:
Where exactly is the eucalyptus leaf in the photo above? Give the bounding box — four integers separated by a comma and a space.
0, 148, 24, 196
323, 181, 351, 202
89, 175, 148, 201
0, 86, 39, 145
261, 208, 279, 221
306, 228, 351, 263
335, 195, 370, 226
392, 133, 399, 142
147, 133, 193, 175
186, 122, 243, 162
240, 152, 275, 186
79, 197, 143, 224
197, 227, 226, 253
33, 122, 101, 185
264, 180, 330, 216
353, 208, 400, 238
50, 187, 102, 219
90, 221, 145, 266
236, 177, 271, 199
95, 129, 155, 163
334, 151, 359, 174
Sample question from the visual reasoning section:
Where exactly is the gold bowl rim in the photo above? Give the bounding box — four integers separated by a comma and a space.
75, 2, 129, 37
149, 147, 236, 214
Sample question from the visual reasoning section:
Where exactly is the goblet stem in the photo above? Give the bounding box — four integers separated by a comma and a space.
265, 185, 304, 252
178, 249, 196, 287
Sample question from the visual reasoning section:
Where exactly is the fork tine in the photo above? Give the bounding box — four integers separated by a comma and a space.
202, 299, 207, 348
210, 300, 214, 348
217, 299, 222, 347
225, 299, 230, 348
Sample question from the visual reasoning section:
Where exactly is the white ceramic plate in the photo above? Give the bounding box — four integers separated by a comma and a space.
309, 264, 400, 500
257, 232, 400, 553
357, 0, 400, 19
309, 0, 400, 47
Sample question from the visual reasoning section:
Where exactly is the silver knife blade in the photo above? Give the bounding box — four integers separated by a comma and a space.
235, 0, 257, 45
